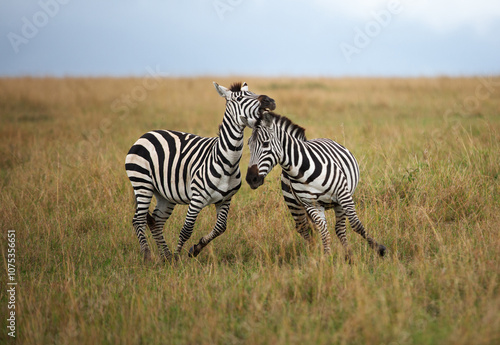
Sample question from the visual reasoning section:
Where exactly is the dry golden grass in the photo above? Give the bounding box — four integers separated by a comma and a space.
0, 77, 499, 344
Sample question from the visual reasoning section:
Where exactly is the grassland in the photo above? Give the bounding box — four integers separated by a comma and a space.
0, 77, 499, 345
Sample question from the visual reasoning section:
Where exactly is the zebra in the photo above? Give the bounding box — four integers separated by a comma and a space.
245, 111, 386, 261
125, 82, 276, 261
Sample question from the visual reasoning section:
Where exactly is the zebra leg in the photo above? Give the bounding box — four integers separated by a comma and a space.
149, 196, 175, 261
281, 175, 313, 243
189, 200, 231, 258
337, 190, 387, 257
305, 205, 331, 255
334, 205, 353, 263
132, 189, 154, 262
293, 207, 314, 243
174, 201, 203, 257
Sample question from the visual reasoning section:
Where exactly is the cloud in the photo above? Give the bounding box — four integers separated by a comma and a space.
313, 0, 500, 34
0, 0, 498, 76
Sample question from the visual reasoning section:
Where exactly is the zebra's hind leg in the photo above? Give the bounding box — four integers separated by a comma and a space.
132, 189, 154, 262
333, 205, 353, 263
337, 190, 387, 257
149, 196, 176, 262
189, 200, 230, 258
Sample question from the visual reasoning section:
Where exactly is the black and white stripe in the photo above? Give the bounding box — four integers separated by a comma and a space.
246, 112, 386, 260
125, 82, 275, 261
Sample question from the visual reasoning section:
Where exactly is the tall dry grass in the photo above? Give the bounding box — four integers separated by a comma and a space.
0, 77, 499, 344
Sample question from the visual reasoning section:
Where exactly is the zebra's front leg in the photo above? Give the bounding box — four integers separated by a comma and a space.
174, 202, 202, 258
305, 205, 331, 255
283, 195, 313, 243
189, 200, 230, 258
281, 175, 313, 243
294, 209, 314, 244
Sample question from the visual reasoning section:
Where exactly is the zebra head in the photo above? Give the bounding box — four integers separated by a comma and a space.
246, 112, 282, 189
213, 82, 276, 128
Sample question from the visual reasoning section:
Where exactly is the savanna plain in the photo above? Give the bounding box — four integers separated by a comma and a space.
1, 77, 499, 345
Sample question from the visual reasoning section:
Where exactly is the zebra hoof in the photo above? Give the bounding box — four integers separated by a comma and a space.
378, 244, 387, 257
344, 253, 353, 265
143, 249, 152, 263
189, 243, 204, 258
161, 254, 175, 264
188, 245, 199, 258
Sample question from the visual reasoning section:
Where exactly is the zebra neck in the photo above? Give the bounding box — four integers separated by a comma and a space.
277, 128, 306, 178
214, 112, 245, 168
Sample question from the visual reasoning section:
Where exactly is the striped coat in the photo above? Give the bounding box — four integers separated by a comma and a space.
246, 111, 386, 260
126, 82, 275, 261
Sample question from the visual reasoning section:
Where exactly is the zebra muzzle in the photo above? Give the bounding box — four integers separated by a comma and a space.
246, 165, 265, 189
258, 95, 276, 114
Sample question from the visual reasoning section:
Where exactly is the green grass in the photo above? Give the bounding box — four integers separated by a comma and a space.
1, 77, 499, 344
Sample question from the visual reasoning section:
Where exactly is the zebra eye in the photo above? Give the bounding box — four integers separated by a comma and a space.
236, 96, 243, 102
262, 142, 270, 149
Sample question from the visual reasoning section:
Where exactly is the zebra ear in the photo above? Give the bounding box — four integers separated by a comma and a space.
262, 111, 274, 128
241, 82, 248, 92
213, 82, 231, 100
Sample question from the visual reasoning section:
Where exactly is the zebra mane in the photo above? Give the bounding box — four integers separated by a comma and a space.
229, 82, 243, 92
262, 111, 307, 141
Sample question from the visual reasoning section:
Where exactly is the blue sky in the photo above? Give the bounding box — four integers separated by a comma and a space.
1, 0, 499, 77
